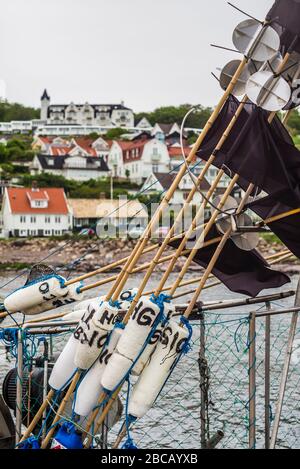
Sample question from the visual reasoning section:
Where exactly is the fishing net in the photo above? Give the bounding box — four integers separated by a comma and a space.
1, 304, 299, 449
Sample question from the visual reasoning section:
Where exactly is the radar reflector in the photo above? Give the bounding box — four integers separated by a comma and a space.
246, 70, 291, 112
216, 203, 259, 252
220, 60, 252, 96
233, 19, 280, 62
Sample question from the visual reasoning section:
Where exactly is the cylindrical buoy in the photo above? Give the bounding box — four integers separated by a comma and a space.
4, 275, 68, 314
22, 282, 84, 316
128, 319, 190, 419
74, 301, 119, 370
48, 335, 78, 391
63, 309, 86, 322
73, 296, 104, 312
49, 306, 94, 390
74, 326, 123, 416
131, 303, 176, 376
101, 297, 162, 392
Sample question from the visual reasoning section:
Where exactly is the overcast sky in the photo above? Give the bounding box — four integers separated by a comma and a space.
0, 0, 274, 112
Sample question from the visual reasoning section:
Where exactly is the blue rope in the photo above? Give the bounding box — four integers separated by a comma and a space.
121, 378, 138, 450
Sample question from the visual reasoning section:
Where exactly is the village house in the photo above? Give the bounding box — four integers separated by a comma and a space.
141, 172, 211, 216
40, 90, 135, 128
30, 136, 111, 181
30, 154, 109, 181
1, 185, 72, 237
69, 198, 148, 235
108, 138, 170, 184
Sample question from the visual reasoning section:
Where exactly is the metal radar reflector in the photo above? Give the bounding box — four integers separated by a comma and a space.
215, 196, 259, 252
219, 60, 252, 96
233, 19, 280, 62
246, 70, 292, 111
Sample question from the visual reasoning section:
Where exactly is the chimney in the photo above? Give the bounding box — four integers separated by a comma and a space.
32, 180, 39, 192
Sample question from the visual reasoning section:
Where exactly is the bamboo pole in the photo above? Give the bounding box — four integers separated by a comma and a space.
176, 54, 292, 321
40, 371, 81, 449
103, 58, 248, 305
18, 389, 55, 444
20, 34, 290, 446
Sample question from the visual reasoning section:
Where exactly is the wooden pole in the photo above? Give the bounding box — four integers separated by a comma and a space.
18, 389, 55, 444
103, 58, 248, 304
40, 371, 81, 449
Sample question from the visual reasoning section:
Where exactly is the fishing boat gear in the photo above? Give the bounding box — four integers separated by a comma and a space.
100, 294, 169, 393
48, 300, 119, 391
73, 289, 138, 417
128, 317, 193, 420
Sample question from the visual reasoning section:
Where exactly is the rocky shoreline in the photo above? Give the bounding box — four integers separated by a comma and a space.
0, 237, 299, 275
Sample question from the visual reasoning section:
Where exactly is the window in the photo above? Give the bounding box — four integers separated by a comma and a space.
152, 164, 159, 173
153, 148, 158, 156
20, 216, 26, 223
30, 216, 36, 223
55, 216, 61, 224
44, 230, 51, 236
45, 216, 51, 224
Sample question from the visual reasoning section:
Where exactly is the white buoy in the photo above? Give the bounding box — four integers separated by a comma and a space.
63, 309, 86, 322
73, 296, 104, 312
74, 301, 119, 370
48, 334, 78, 391
4, 275, 68, 314
101, 297, 162, 392
21, 282, 84, 316
74, 326, 123, 416
128, 319, 190, 419
131, 303, 176, 376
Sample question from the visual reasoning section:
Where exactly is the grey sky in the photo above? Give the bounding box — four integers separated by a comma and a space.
1, 0, 274, 112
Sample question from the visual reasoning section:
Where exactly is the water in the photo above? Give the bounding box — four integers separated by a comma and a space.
0, 272, 299, 449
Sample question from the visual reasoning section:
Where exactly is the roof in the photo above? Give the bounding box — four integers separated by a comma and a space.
153, 172, 211, 192
6, 187, 69, 215
41, 89, 50, 101
36, 154, 109, 172
152, 172, 177, 191
48, 103, 132, 117
69, 199, 148, 219
115, 139, 147, 163
168, 146, 191, 158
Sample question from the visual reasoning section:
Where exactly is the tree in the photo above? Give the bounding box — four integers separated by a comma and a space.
0, 143, 8, 163
135, 104, 213, 128
104, 128, 127, 140
287, 109, 300, 135
0, 100, 39, 122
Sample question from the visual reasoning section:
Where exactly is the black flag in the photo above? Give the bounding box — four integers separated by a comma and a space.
248, 195, 300, 260
197, 96, 300, 208
266, 0, 300, 54
169, 225, 290, 298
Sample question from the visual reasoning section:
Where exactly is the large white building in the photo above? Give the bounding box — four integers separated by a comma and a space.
40, 90, 135, 128
108, 138, 171, 184
1, 186, 72, 237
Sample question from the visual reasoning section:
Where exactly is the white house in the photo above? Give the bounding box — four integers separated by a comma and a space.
108, 138, 170, 184
40, 90, 135, 128
1, 186, 73, 237
141, 172, 211, 212
32, 136, 111, 160
30, 154, 109, 182
69, 198, 148, 233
